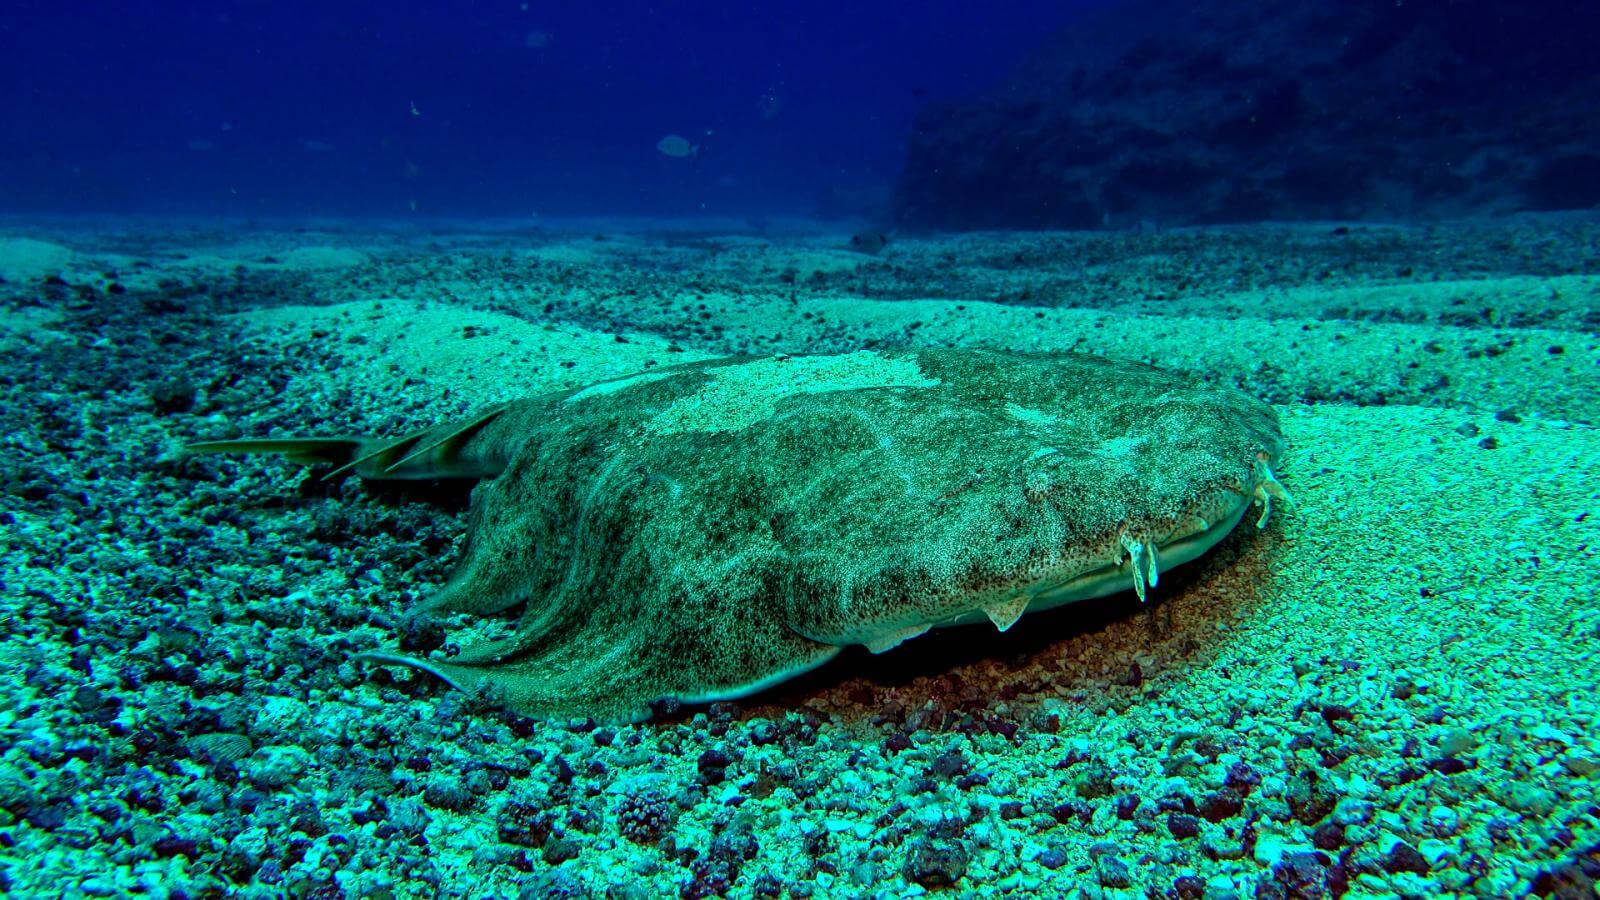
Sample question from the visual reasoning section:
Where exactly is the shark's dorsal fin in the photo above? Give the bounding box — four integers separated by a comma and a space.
381, 404, 508, 476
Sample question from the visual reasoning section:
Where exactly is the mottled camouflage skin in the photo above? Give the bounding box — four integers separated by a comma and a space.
197, 350, 1286, 722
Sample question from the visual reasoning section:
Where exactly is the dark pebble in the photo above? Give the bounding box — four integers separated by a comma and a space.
398, 617, 447, 653
1115, 794, 1141, 820
1096, 855, 1132, 889
148, 378, 197, 414
697, 748, 734, 784
1037, 848, 1068, 870
1224, 762, 1261, 792
1311, 821, 1345, 851
1272, 851, 1329, 895
903, 838, 969, 888
1383, 841, 1431, 875
1198, 788, 1244, 823
1319, 704, 1355, 726
750, 722, 780, 746
929, 750, 970, 779
152, 836, 200, 859
1285, 770, 1338, 825
542, 837, 581, 864
1167, 814, 1200, 839
422, 778, 473, 811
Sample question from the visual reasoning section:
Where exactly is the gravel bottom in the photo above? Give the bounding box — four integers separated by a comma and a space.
0, 216, 1597, 898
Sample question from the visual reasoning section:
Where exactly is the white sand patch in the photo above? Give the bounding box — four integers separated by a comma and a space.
645, 351, 940, 434
521, 242, 604, 266
233, 299, 712, 410
0, 238, 73, 283
0, 306, 70, 351
278, 246, 369, 270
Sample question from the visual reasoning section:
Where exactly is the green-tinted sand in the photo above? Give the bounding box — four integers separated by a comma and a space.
0, 216, 1595, 896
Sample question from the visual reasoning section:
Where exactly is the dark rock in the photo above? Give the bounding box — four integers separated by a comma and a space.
892, 1, 1600, 229
749, 873, 786, 898
1096, 855, 1133, 889
1272, 851, 1329, 897
1037, 848, 1068, 870
496, 801, 554, 848
1383, 841, 1431, 875
148, 378, 197, 414
422, 778, 473, 812
617, 791, 673, 845
697, 748, 735, 784
1225, 762, 1261, 793
1311, 821, 1345, 852
1074, 762, 1115, 799
750, 721, 781, 746
929, 750, 970, 779
1168, 813, 1200, 839
398, 617, 446, 653
708, 827, 759, 879
542, 837, 581, 864
1115, 794, 1141, 820
903, 837, 969, 888
1198, 788, 1244, 823
152, 835, 201, 860
1285, 770, 1337, 825
1319, 704, 1355, 727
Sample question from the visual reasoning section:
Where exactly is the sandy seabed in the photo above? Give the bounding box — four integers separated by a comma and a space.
0, 215, 1596, 898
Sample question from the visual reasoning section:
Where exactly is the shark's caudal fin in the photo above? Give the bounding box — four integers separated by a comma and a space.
187, 405, 509, 481
187, 437, 366, 468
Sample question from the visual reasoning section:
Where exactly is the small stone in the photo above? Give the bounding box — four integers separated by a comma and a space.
1383, 840, 1430, 875
1437, 727, 1477, 756
398, 617, 447, 653
422, 777, 474, 811
543, 837, 581, 864
1285, 771, 1337, 825
929, 750, 970, 779
1268, 852, 1327, 897
1319, 704, 1355, 726
1096, 855, 1133, 889
499, 797, 556, 845
903, 838, 969, 888
149, 378, 197, 414
697, 748, 734, 784
1074, 762, 1115, 799
1037, 848, 1068, 870
1198, 788, 1244, 823
1168, 814, 1200, 839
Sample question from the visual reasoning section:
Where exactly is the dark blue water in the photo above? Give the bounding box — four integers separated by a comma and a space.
0, 1, 1081, 218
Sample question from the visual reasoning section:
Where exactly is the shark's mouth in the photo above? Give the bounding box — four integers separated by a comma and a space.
854, 457, 1290, 653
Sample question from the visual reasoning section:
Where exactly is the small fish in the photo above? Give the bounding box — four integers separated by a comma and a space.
656, 134, 699, 158
523, 30, 553, 50
758, 90, 782, 120
849, 229, 892, 254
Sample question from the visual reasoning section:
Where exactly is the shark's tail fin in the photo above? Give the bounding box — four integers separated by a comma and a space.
187, 405, 509, 481
187, 437, 366, 468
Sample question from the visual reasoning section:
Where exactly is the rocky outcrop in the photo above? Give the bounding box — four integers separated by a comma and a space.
892, 1, 1600, 229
